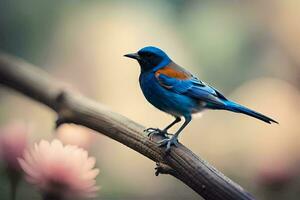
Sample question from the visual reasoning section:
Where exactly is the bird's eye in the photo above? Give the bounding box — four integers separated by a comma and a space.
138, 51, 154, 59
145, 52, 153, 57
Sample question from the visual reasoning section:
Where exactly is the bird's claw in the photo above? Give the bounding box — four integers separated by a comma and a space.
144, 127, 160, 133
158, 137, 179, 152
144, 128, 171, 137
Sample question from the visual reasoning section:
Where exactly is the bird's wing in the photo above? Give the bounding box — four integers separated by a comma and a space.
155, 63, 226, 106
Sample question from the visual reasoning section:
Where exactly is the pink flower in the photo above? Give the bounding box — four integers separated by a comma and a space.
19, 139, 99, 199
0, 122, 28, 171
56, 124, 95, 149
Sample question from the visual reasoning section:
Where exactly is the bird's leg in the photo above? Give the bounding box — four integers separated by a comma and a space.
145, 117, 181, 137
158, 116, 191, 152
162, 117, 181, 133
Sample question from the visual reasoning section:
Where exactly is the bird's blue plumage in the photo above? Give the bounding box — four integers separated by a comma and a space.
124, 46, 277, 151
155, 73, 226, 107
138, 46, 171, 71
139, 71, 200, 118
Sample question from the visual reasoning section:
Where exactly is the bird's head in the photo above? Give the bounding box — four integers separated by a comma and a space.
124, 46, 172, 72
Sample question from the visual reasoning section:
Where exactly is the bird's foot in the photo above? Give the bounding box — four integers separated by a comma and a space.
158, 137, 179, 152
144, 128, 171, 137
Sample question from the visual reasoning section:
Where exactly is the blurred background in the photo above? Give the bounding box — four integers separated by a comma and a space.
0, 0, 300, 199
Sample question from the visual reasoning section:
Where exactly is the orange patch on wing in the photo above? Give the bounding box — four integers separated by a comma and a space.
155, 67, 189, 80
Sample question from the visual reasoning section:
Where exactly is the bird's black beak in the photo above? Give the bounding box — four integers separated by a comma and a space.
124, 53, 141, 60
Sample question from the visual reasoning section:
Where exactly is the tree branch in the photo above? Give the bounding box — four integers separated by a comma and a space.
0, 52, 256, 200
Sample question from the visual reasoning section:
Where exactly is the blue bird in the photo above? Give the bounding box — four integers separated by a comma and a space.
124, 46, 278, 152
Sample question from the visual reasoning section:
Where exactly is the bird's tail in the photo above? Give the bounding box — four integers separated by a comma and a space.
223, 100, 278, 124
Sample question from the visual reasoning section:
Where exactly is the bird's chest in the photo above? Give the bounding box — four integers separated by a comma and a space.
139, 73, 166, 105
139, 72, 197, 116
